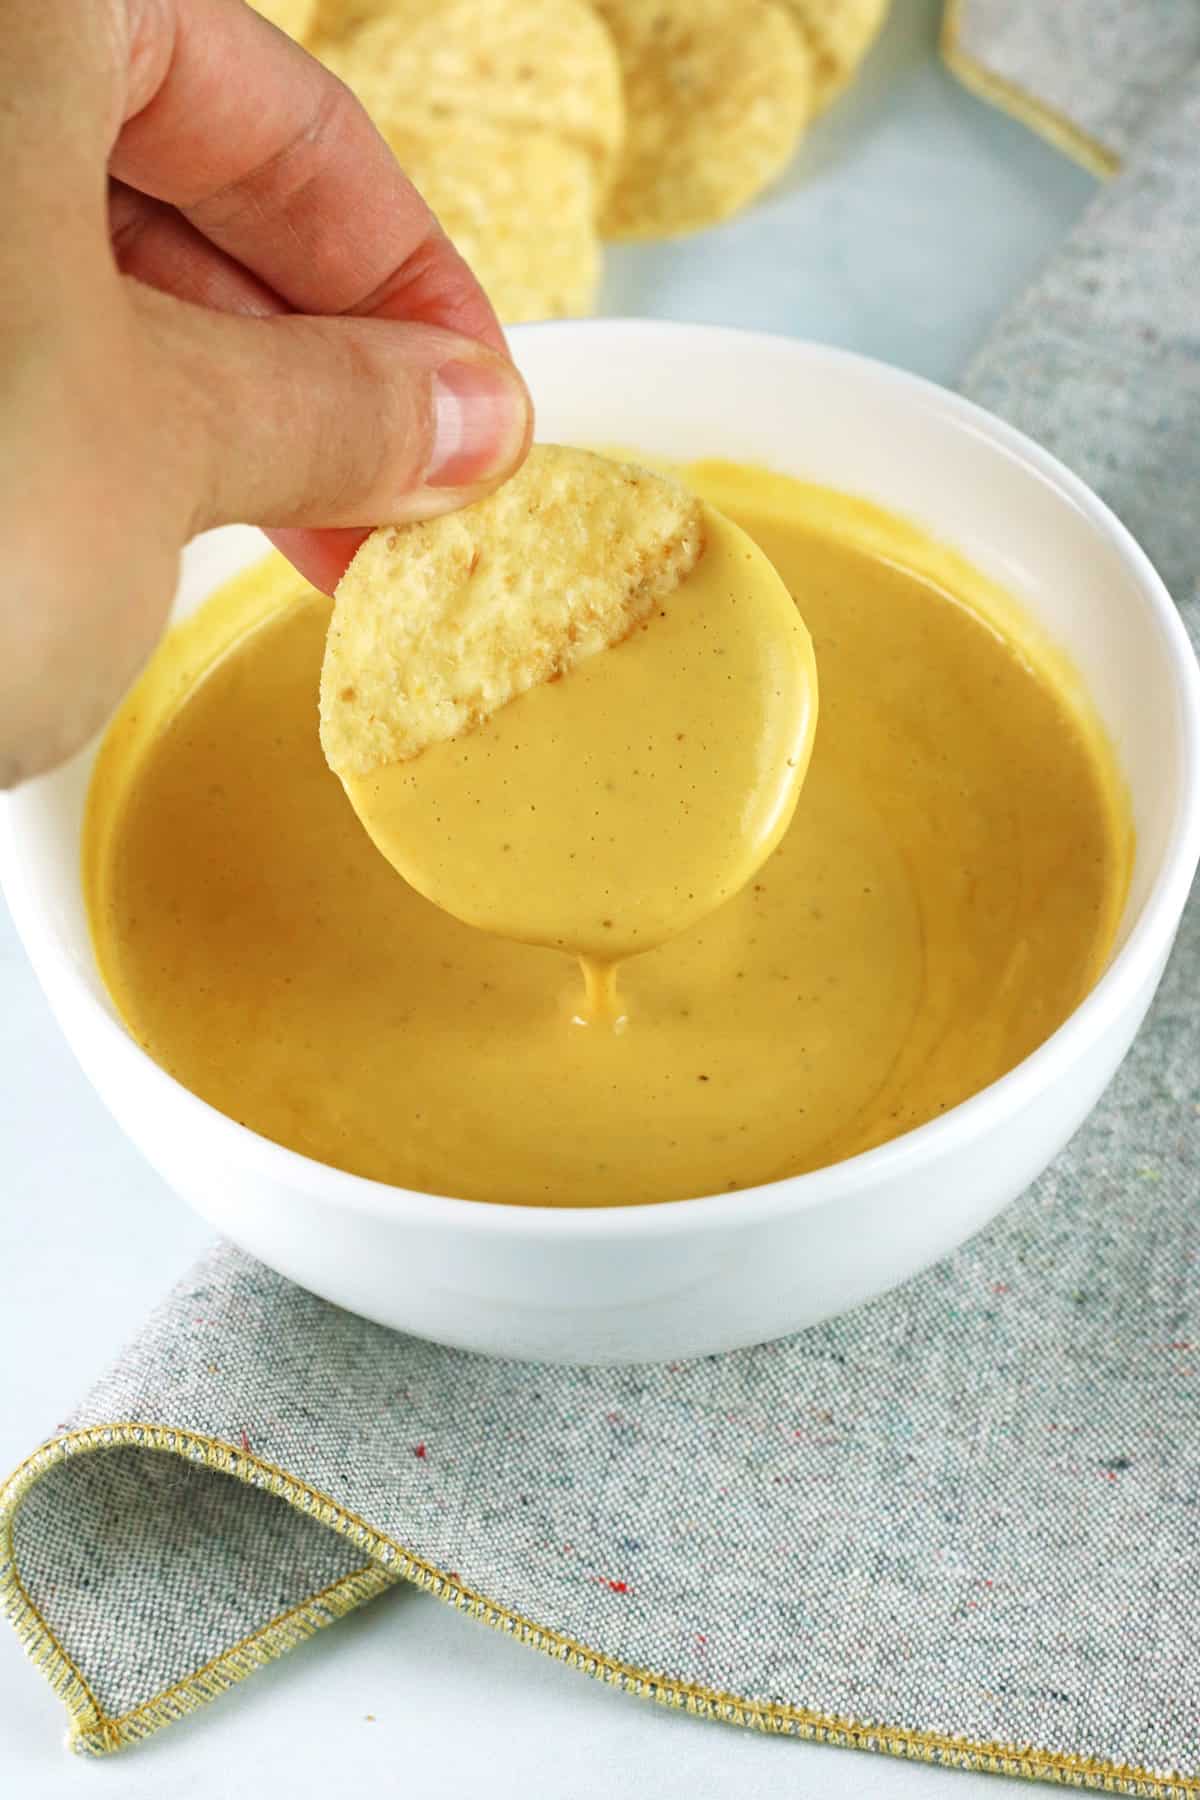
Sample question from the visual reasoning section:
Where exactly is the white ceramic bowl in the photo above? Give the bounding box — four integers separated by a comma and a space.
4, 322, 1199, 1364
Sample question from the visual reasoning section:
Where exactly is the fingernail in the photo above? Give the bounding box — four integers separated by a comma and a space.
426, 359, 531, 489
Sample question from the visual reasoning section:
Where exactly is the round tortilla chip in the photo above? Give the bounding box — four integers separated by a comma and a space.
316, 0, 624, 186
593, 0, 813, 240
781, 0, 889, 113
382, 119, 600, 324
248, 0, 319, 43
320, 446, 705, 777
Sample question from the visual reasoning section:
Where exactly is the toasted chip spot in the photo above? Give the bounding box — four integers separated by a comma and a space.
594, 0, 813, 240
320, 447, 705, 777
782, 0, 889, 113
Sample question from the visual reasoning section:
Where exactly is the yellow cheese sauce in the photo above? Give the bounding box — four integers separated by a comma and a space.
84, 463, 1131, 1206
344, 502, 818, 1005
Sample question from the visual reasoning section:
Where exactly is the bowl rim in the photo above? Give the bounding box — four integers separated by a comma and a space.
4, 319, 1200, 1241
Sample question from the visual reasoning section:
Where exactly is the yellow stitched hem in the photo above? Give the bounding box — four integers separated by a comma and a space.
940, 0, 1119, 179
2, 1424, 1197, 1791
0, 1425, 399, 1754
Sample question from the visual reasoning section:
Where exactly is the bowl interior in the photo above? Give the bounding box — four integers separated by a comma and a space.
3, 323, 1196, 1116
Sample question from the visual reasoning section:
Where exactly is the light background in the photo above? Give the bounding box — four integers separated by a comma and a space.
0, 1, 1097, 1792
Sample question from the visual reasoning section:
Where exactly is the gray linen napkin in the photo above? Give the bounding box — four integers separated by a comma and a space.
4, 15, 1200, 1789
944, 0, 1200, 173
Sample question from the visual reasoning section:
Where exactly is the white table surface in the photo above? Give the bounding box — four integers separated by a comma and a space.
0, 3, 1096, 1792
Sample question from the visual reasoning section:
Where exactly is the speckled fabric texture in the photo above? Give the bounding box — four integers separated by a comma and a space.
948, 0, 1200, 167
4, 7, 1200, 1783
965, 63, 1200, 612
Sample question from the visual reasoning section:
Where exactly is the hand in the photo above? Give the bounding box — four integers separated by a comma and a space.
1, 0, 533, 786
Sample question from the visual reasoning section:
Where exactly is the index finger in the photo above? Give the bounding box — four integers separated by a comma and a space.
110, 0, 507, 347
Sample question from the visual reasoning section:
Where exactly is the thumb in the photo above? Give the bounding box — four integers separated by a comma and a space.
134, 282, 533, 543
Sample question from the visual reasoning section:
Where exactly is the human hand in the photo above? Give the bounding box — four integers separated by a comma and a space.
1, 0, 533, 785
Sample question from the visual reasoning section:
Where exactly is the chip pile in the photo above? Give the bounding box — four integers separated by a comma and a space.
251, 0, 888, 321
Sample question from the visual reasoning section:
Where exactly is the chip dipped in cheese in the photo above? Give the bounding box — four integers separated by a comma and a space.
320, 446, 818, 999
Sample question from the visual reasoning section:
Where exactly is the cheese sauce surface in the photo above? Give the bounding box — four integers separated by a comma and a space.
344, 501, 818, 1003
85, 463, 1130, 1206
